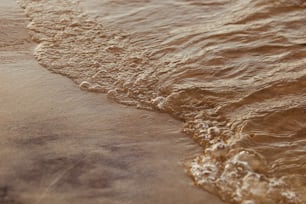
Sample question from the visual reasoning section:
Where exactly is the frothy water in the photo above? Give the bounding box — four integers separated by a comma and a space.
18, 0, 306, 203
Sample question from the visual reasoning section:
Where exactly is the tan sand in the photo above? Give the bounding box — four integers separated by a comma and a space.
0, 1, 225, 204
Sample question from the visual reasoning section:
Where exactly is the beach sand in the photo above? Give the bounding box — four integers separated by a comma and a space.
0, 1, 225, 204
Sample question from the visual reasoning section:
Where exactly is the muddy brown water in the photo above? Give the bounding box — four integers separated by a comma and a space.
3, 0, 306, 203
0, 1, 224, 204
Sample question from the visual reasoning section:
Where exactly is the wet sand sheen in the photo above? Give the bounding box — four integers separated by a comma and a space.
0, 1, 225, 204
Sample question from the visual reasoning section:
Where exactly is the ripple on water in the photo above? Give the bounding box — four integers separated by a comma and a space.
18, 0, 306, 203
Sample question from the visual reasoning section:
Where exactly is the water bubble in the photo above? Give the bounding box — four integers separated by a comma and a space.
207, 126, 221, 137
79, 81, 90, 90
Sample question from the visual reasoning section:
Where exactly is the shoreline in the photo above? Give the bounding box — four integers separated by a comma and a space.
0, 1, 225, 204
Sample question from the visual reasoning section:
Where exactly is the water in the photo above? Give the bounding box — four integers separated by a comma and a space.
0, 1, 224, 203
17, 0, 306, 203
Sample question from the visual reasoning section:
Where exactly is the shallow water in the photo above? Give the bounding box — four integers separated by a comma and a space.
0, 1, 225, 203
17, 0, 306, 203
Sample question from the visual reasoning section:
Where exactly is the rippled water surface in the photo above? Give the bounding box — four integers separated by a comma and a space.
18, 0, 306, 203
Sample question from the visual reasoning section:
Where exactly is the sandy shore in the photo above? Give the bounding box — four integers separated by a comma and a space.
0, 1, 225, 204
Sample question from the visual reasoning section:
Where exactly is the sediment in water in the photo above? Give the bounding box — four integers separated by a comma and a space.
18, 0, 306, 203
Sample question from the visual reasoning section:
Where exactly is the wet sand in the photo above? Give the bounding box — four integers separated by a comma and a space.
0, 1, 225, 204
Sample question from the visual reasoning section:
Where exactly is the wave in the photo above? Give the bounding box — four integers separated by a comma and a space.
18, 0, 306, 203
